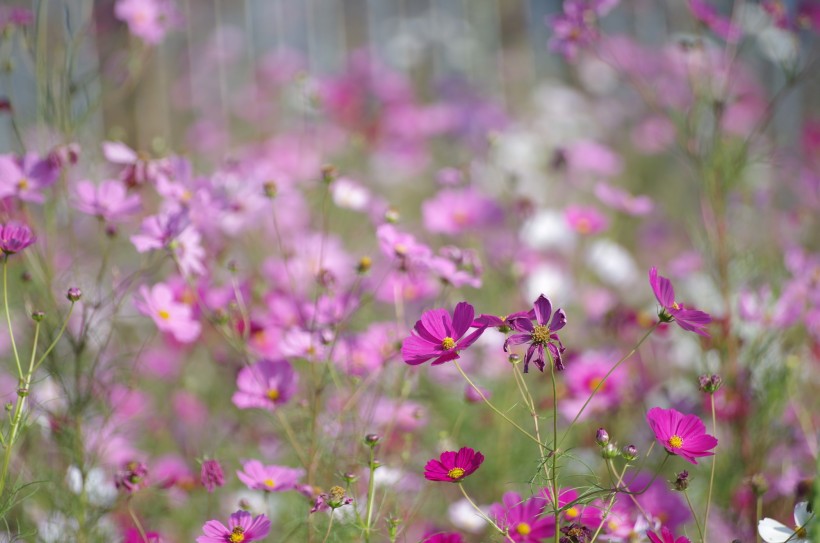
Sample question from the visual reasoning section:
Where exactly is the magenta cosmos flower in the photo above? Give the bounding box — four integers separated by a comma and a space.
422, 533, 464, 543
424, 446, 484, 483
196, 510, 271, 543
401, 302, 486, 366
647, 526, 691, 543
504, 295, 567, 372
232, 359, 297, 411
649, 267, 712, 336
490, 492, 556, 542
0, 222, 36, 255
646, 407, 718, 465
237, 459, 304, 492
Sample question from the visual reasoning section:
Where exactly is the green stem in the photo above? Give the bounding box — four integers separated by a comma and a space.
683, 490, 704, 543
550, 362, 559, 543
3, 256, 23, 378
364, 446, 377, 542
452, 360, 546, 448
755, 496, 762, 543
322, 511, 335, 543
589, 461, 630, 543
34, 302, 75, 370
457, 483, 515, 543
703, 394, 717, 543
558, 324, 658, 449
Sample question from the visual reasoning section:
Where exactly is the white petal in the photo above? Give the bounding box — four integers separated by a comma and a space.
794, 501, 811, 526
758, 518, 794, 543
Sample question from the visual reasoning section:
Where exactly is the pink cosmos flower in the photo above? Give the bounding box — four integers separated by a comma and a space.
134, 283, 201, 343
564, 205, 608, 235
646, 407, 718, 465
688, 0, 742, 42
424, 446, 484, 483
0, 153, 57, 203
0, 222, 36, 255
74, 180, 141, 223
231, 359, 297, 411
422, 533, 464, 543
236, 459, 304, 492
648, 267, 712, 336
504, 295, 567, 373
196, 510, 271, 543
401, 302, 486, 366
647, 526, 691, 543
114, 0, 180, 45
594, 183, 653, 216
490, 492, 556, 542
200, 459, 224, 493
421, 187, 503, 235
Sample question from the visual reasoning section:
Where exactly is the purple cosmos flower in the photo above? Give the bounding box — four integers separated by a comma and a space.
0, 153, 57, 203
490, 492, 556, 542
115, 460, 149, 493
196, 510, 271, 543
0, 222, 36, 255
548, 1, 617, 61
401, 302, 486, 366
232, 359, 297, 411
74, 180, 141, 223
646, 407, 718, 465
236, 459, 304, 492
648, 267, 712, 336
504, 295, 567, 373
422, 533, 464, 543
200, 459, 224, 493
423, 446, 484, 483
647, 526, 691, 543
134, 283, 201, 343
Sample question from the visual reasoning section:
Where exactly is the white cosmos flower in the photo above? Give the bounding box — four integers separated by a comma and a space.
758, 502, 813, 543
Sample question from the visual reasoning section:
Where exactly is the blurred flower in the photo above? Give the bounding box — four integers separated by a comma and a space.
647, 526, 691, 543
73, 180, 141, 223
115, 460, 149, 493
758, 502, 812, 543
134, 282, 201, 343
200, 459, 224, 493
424, 446, 484, 483
422, 533, 464, 543
0, 153, 57, 203
232, 359, 297, 411
421, 187, 503, 235
114, 0, 181, 45
688, 0, 742, 42
310, 485, 353, 513
646, 407, 718, 465
0, 222, 36, 255
196, 510, 271, 543
649, 267, 712, 336
564, 205, 608, 235
401, 302, 486, 366
236, 459, 304, 492
490, 492, 556, 542
504, 295, 567, 372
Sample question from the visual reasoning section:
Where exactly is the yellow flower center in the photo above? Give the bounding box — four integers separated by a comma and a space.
531, 325, 552, 345
158, 309, 170, 320
795, 526, 807, 538
576, 218, 591, 234
16, 178, 28, 190
447, 467, 465, 480
566, 506, 579, 518
264, 478, 276, 489
394, 243, 408, 256
441, 336, 456, 350
668, 435, 684, 449
672, 302, 680, 310
588, 377, 604, 392
267, 388, 280, 401
516, 523, 532, 535
229, 527, 246, 543
452, 210, 468, 225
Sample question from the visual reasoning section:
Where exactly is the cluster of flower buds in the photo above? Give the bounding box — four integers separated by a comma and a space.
698, 374, 723, 393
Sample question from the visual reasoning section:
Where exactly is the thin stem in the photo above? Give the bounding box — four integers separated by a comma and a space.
683, 490, 704, 543
322, 511, 335, 543
703, 394, 717, 543
512, 364, 551, 486
589, 461, 630, 543
275, 410, 308, 467
34, 302, 75, 370
550, 362, 559, 543
559, 324, 658, 449
452, 360, 546, 448
457, 483, 515, 543
3, 256, 23, 378
364, 446, 377, 543
127, 498, 149, 543
755, 496, 762, 543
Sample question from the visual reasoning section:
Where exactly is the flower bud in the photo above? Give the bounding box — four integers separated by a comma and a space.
384, 208, 400, 224
31, 311, 45, 322
698, 374, 723, 393
508, 353, 521, 365
356, 256, 372, 274
749, 473, 768, 497
342, 472, 358, 484
601, 443, 620, 459
321, 165, 337, 184
672, 470, 689, 491
364, 434, 380, 446
263, 181, 278, 199
595, 428, 610, 447
622, 444, 638, 461
66, 287, 82, 302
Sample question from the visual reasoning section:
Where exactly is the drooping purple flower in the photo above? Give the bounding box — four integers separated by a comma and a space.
200, 459, 224, 493
648, 267, 712, 336
401, 302, 486, 366
504, 295, 567, 373
196, 510, 271, 543
0, 222, 36, 255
